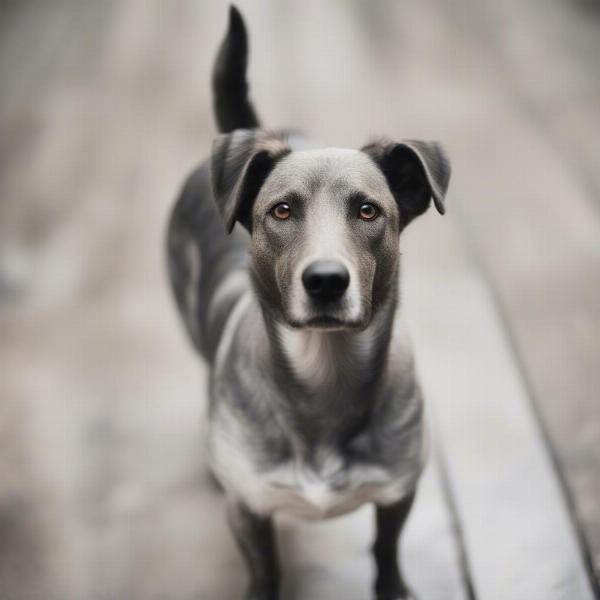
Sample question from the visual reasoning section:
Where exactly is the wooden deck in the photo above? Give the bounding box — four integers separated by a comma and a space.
0, 1, 599, 598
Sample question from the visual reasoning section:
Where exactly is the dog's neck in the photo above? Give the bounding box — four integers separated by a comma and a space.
256, 288, 398, 446
274, 317, 390, 392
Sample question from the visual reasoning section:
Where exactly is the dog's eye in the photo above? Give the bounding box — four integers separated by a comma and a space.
358, 203, 379, 221
271, 203, 291, 220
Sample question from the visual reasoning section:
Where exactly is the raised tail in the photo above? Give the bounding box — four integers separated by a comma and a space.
212, 6, 260, 133
166, 6, 255, 362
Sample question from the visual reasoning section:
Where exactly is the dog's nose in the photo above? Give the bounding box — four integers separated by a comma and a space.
302, 260, 350, 300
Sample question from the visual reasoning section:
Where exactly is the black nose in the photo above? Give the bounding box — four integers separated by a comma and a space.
302, 260, 350, 300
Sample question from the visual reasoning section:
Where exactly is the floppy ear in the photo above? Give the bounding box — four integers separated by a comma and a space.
361, 139, 451, 227
210, 129, 290, 233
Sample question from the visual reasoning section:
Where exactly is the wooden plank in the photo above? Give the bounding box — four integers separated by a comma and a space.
445, 0, 600, 202
403, 215, 596, 600
424, 0, 600, 585
276, 457, 470, 600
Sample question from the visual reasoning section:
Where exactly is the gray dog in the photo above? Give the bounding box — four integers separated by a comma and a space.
167, 7, 450, 600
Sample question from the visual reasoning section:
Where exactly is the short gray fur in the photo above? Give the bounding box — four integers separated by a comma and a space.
166, 7, 450, 600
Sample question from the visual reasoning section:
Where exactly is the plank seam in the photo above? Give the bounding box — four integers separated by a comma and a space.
431, 435, 478, 600
452, 202, 600, 599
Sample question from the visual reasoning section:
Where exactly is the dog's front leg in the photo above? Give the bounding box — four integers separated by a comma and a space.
227, 500, 280, 600
372, 492, 416, 600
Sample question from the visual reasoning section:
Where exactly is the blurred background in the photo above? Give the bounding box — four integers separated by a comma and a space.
0, 1, 599, 599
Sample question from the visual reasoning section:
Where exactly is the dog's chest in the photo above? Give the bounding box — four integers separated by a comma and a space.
208, 419, 418, 519
249, 460, 399, 520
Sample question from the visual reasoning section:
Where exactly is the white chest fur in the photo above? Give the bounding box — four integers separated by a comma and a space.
207, 411, 423, 520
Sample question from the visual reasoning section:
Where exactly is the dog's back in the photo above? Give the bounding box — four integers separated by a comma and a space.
166, 7, 256, 362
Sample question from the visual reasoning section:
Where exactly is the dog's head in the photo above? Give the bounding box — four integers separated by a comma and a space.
211, 130, 450, 331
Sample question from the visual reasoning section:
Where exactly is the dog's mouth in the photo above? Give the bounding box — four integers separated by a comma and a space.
303, 315, 350, 331
286, 313, 366, 332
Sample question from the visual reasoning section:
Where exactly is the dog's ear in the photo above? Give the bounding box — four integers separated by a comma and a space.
362, 139, 451, 227
211, 129, 291, 233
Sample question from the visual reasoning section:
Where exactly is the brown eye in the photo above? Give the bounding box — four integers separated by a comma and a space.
271, 202, 291, 220
359, 203, 379, 221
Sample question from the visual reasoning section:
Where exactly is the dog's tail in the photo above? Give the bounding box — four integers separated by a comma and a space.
212, 6, 260, 134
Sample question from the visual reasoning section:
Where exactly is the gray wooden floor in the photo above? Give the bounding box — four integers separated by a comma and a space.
0, 1, 599, 599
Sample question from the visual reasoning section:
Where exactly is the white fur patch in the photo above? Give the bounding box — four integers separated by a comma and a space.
277, 325, 374, 389
208, 411, 421, 520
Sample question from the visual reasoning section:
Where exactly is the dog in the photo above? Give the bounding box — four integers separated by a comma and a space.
167, 6, 450, 600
